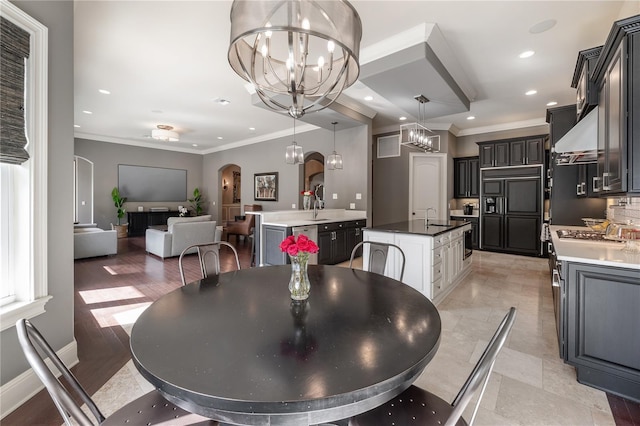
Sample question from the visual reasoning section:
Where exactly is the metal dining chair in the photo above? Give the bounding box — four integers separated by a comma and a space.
15, 318, 217, 426
349, 241, 406, 282
179, 241, 241, 286
349, 307, 517, 426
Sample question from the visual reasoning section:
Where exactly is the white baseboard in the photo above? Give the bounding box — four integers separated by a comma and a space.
0, 340, 78, 420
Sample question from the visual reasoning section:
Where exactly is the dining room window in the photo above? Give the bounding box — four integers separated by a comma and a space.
0, 2, 50, 331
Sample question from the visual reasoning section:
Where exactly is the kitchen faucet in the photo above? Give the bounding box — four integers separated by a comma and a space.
313, 199, 320, 219
425, 208, 436, 226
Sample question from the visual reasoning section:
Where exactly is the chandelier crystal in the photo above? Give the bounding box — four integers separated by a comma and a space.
400, 95, 440, 152
326, 121, 343, 170
228, 0, 362, 119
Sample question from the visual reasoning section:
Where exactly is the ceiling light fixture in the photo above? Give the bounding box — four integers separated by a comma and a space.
525, 90, 537, 96
400, 95, 440, 152
151, 125, 179, 142
519, 50, 535, 59
285, 118, 304, 164
467, 116, 475, 120
327, 121, 343, 170
98, 89, 111, 95
364, 95, 373, 101
547, 101, 558, 106
228, 0, 362, 119
399, 116, 407, 121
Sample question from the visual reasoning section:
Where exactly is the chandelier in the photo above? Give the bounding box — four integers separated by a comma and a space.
400, 95, 440, 152
228, 0, 362, 119
151, 125, 179, 142
326, 121, 343, 170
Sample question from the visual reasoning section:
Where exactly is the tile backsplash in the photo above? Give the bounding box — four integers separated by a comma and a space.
607, 197, 640, 223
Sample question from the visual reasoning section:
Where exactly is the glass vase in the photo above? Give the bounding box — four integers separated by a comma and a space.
303, 195, 311, 211
288, 254, 310, 300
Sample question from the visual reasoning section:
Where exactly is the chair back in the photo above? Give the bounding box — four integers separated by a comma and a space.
446, 307, 517, 426
179, 241, 241, 286
16, 318, 105, 426
349, 241, 406, 282
243, 204, 262, 227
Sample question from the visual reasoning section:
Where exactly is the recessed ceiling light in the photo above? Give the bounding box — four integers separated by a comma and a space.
192, 144, 198, 147
364, 95, 374, 101
82, 110, 92, 114
467, 116, 475, 120
519, 50, 535, 59
217, 99, 230, 106
399, 116, 407, 121
249, 127, 255, 131
74, 124, 80, 128
525, 90, 537, 96
217, 136, 223, 140
547, 101, 558, 106
529, 19, 557, 34
98, 89, 110, 95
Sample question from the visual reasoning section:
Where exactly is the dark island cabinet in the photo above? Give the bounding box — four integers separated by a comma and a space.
565, 262, 640, 401
593, 16, 640, 195
127, 211, 180, 236
450, 216, 479, 249
454, 157, 479, 198
478, 137, 545, 168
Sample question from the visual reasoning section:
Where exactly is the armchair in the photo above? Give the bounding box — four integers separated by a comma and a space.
226, 204, 262, 243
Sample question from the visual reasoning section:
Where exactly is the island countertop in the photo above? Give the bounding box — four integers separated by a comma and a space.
366, 219, 470, 237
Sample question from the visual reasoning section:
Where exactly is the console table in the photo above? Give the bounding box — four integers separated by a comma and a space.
127, 211, 179, 237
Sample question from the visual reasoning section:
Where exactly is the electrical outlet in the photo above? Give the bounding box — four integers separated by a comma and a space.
356, 193, 362, 200
292, 204, 296, 209
332, 193, 338, 199
350, 203, 356, 209
81, 201, 86, 205
212, 201, 216, 206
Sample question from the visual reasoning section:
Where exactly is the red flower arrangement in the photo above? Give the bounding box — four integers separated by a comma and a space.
301, 190, 314, 196
279, 234, 319, 257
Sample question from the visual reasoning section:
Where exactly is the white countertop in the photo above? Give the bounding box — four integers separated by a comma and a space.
257, 209, 367, 227
550, 225, 640, 270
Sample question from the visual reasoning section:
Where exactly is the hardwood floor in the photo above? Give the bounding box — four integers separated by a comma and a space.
3, 236, 639, 425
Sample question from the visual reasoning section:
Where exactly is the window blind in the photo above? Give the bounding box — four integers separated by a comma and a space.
0, 17, 30, 165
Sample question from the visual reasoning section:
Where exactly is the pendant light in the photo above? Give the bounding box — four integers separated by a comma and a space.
228, 0, 362, 119
327, 122, 343, 170
285, 118, 304, 164
400, 95, 440, 152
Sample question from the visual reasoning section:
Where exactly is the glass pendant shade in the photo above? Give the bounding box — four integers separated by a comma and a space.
286, 142, 304, 164
228, 0, 362, 119
327, 152, 343, 170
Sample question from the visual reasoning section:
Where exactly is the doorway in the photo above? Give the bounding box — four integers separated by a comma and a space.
220, 164, 241, 222
303, 152, 324, 207
409, 153, 447, 221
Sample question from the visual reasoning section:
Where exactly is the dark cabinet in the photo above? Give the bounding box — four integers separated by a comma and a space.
576, 163, 599, 197
572, 46, 602, 121
454, 157, 479, 198
593, 17, 640, 195
478, 137, 545, 168
566, 262, 640, 401
317, 221, 348, 265
450, 216, 479, 249
127, 211, 180, 236
346, 220, 365, 258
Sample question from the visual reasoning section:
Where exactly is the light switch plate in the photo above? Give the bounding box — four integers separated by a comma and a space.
292, 204, 296, 209
332, 193, 338, 199
350, 203, 356, 209
212, 201, 216, 206
356, 193, 362, 200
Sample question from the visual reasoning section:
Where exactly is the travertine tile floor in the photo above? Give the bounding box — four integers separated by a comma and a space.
87, 251, 614, 425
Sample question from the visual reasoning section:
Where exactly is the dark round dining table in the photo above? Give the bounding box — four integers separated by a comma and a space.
130, 265, 441, 425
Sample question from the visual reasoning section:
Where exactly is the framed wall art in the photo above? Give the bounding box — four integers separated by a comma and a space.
254, 172, 278, 201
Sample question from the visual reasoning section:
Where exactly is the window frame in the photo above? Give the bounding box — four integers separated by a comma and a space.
0, 1, 50, 332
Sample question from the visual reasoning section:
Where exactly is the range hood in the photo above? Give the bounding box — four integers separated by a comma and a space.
554, 106, 598, 165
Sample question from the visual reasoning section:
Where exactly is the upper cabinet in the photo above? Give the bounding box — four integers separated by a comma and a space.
454, 156, 479, 198
571, 46, 602, 122
478, 136, 545, 168
592, 15, 640, 195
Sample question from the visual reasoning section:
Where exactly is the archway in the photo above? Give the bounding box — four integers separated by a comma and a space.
220, 164, 242, 222
303, 152, 324, 208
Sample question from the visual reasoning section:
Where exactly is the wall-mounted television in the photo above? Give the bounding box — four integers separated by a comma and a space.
118, 165, 187, 202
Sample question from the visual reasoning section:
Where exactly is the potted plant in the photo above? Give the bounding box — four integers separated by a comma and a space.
111, 187, 128, 238
188, 187, 204, 216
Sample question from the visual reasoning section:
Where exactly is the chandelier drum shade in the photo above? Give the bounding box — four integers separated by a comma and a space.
228, 0, 362, 119
151, 125, 179, 142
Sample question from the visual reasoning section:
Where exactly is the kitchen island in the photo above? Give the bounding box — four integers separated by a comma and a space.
549, 225, 640, 402
364, 219, 472, 304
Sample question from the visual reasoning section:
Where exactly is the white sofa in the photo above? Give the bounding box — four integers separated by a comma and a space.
74, 226, 117, 259
145, 215, 222, 259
